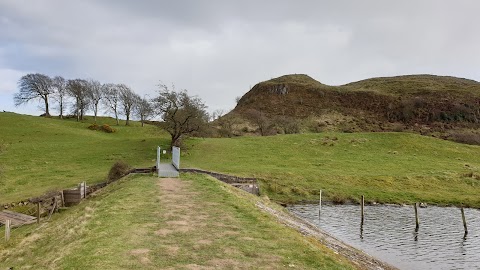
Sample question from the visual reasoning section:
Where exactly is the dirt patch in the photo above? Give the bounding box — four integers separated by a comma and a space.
157, 178, 184, 193
166, 220, 189, 226
197, 239, 212, 245
166, 246, 180, 255
130, 248, 150, 255
208, 258, 242, 268
129, 248, 151, 265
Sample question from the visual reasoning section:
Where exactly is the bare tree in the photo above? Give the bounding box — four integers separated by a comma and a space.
245, 109, 271, 136
103, 83, 121, 125
152, 84, 208, 147
67, 79, 90, 121
210, 109, 225, 122
14, 73, 54, 116
217, 113, 241, 138
87, 79, 103, 123
52, 76, 68, 119
135, 96, 154, 127
118, 84, 137, 126
275, 115, 300, 134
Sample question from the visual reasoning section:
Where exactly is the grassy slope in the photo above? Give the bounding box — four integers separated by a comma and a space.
0, 174, 354, 270
183, 133, 480, 206
343, 74, 480, 95
261, 74, 480, 96
0, 112, 169, 203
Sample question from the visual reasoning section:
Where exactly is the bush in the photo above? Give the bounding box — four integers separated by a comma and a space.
107, 161, 132, 183
88, 124, 100, 130
450, 131, 480, 145
101, 124, 116, 133
331, 194, 347, 204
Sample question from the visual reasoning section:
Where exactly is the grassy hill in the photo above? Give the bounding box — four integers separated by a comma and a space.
0, 112, 169, 203
2, 111, 480, 208
183, 132, 480, 207
232, 74, 480, 138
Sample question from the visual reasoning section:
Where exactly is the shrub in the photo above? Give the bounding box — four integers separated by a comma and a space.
450, 131, 480, 145
107, 161, 132, 183
331, 194, 347, 204
88, 124, 100, 130
101, 124, 116, 133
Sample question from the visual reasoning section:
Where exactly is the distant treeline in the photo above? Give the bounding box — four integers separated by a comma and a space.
14, 73, 154, 126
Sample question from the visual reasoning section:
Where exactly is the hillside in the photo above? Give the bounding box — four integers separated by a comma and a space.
232, 74, 480, 138
0, 112, 169, 203
184, 132, 480, 207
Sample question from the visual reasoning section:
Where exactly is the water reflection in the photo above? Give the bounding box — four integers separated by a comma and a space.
288, 204, 480, 270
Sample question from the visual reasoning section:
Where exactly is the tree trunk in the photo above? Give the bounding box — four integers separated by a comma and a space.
94, 104, 98, 124
115, 111, 119, 125
171, 133, 181, 148
44, 96, 50, 117
59, 97, 63, 119
125, 113, 130, 126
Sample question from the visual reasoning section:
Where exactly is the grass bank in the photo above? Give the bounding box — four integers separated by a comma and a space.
183, 133, 480, 207
0, 174, 354, 269
0, 112, 169, 203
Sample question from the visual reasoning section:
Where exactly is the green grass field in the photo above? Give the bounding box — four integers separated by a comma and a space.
183, 133, 480, 206
0, 112, 169, 203
2, 112, 480, 207
0, 174, 354, 269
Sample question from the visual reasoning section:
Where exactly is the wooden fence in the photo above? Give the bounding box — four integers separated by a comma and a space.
180, 168, 260, 195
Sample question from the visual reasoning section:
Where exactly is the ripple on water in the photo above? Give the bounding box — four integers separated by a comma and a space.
288, 204, 480, 270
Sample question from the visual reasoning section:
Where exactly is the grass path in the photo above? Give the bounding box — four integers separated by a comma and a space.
0, 174, 354, 269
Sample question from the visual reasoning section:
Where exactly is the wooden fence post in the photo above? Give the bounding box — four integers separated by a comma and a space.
61, 191, 65, 207
461, 207, 468, 235
37, 202, 41, 224
318, 190, 322, 218
414, 203, 419, 231
361, 195, 365, 225
5, 219, 10, 241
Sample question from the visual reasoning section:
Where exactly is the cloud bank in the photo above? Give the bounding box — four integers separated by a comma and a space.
1, 0, 479, 115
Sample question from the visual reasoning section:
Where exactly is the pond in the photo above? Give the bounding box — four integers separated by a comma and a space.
287, 204, 480, 270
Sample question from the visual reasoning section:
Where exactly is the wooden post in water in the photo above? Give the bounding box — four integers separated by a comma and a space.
461, 207, 468, 235
414, 203, 419, 230
361, 195, 365, 225
5, 219, 10, 241
318, 190, 322, 218
37, 202, 41, 224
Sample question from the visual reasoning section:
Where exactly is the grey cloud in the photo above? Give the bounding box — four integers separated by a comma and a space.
0, 0, 480, 115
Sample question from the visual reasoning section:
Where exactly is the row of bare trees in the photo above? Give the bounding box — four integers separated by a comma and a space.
14, 73, 154, 126
14, 73, 210, 147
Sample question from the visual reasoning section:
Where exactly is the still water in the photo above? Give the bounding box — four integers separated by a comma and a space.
287, 204, 480, 270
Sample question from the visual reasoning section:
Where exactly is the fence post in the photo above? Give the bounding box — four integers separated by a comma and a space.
414, 203, 419, 231
5, 219, 10, 241
61, 191, 65, 207
37, 202, 41, 224
461, 207, 468, 235
361, 195, 365, 225
318, 190, 322, 218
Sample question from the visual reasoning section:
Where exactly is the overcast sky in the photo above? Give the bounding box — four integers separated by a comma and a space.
1, 0, 480, 116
